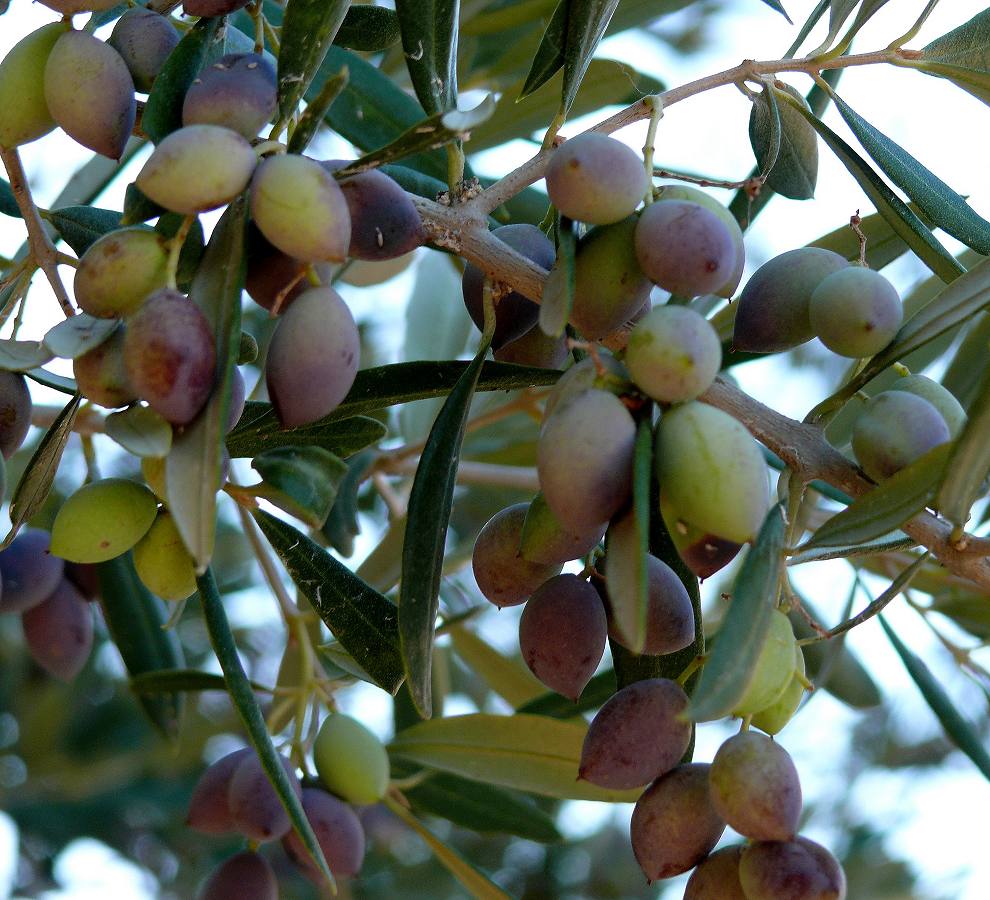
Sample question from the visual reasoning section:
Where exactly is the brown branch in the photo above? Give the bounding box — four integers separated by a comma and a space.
0, 147, 74, 317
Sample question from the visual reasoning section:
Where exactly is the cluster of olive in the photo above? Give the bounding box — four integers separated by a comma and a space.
187, 711, 389, 897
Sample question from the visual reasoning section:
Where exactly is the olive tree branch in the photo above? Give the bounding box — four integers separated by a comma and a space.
0, 147, 75, 317
469, 47, 908, 217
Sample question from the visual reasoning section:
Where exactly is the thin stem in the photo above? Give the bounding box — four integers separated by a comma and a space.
641, 95, 663, 206
0, 147, 74, 317
164, 214, 196, 290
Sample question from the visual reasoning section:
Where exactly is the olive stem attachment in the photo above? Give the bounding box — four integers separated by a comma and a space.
0, 146, 75, 317
164, 213, 196, 290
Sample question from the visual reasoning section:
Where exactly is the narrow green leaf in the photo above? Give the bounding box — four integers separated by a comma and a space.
0, 339, 53, 372
43, 314, 118, 360
0, 178, 19, 218
835, 0, 893, 52
197, 566, 334, 887
686, 505, 785, 722
47, 206, 121, 256
748, 83, 782, 180
384, 797, 512, 899
802, 443, 952, 550
754, 83, 817, 199
922, 8, 990, 70
830, 92, 990, 254
389, 713, 641, 801
228, 362, 558, 442
559, 0, 621, 120
399, 766, 562, 843
334, 5, 401, 50
516, 669, 617, 717
396, 0, 460, 116
929, 595, 990, 642
448, 625, 545, 707
309, 47, 444, 180
320, 449, 374, 556
400, 346, 490, 718
911, 61, 990, 108
942, 311, 990, 410
166, 199, 247, 572
879, 615, 990, 781
4, 395, 81, 546
539, 218, 575, 337
277, 0, 349, 123
286, 66, 348, 156
335, 97, 494, 178
856, 255, 990, 391
758, 0, 791, 21
25, 367, 76, 395
788, 100, 965, 284
253, 509, 404, 694
937, 368, 990, 526
98, 553, 185, 737
251, 446, 347, 528
787, 531, 915, 565
519, 0, 567, 99
226, 411, 386, 459
130, 669, 270, 694
784, 0, 829, 57
143, 17, 224, 143
104, 406, 173, 458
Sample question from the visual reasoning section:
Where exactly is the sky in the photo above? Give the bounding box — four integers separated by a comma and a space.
2, 0, 990, 897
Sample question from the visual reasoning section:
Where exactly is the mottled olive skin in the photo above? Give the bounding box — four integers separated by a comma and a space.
655, 184, 746, 298
325, 162, 426, 261
494, 324, 570, 369
251, 154, 351, 263
137, 125, 257, 214
0, 22, 69, 149
50, 478, 158, 564
186, 748, 253, 834
123, 289, 217, 425
605, 546, 695, 655
519, 574, 607, 700
739, 837, 847, 900
733, 247, 849, 353
0, 370, 32, 459
630, 764, 726, 881
265, 287, 359, 428
0, 528, 65, 614
313, 712, 390, 805
710, 731, 802, 841
108, 8, 180, 93
733, 608, 798, 717
462, 224, 555, 349
659, 494, 742, 579
810, 266, 903, 358
519, 492, 606, 566
851, 391, 950, 481
282, 789, 366, 881
21, 578, 93, 681
625, 305, 722, 403
473, 503, 562, 607
579, 678, 692, 789
44, 31, 135, 160
656, 401, 769, 544
569, 216, 653, 340
133, 510, 197, 601
227, 752, 302, 842
635, 200, 737, 297
183, 53, 277, 140
887, 374, 966, 438
74, 227, 169, 318
197, 851, 278, 900
684, 845, 748, 899
546, 133, 648, 225
538, 389, 636, 529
